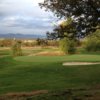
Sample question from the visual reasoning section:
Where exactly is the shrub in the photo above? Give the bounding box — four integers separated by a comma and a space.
68, 40, 76, 54
11, 40, 22, 56
59, 37, 76, 54
59, 37, 69, 54
36, 38, 48, 46
85, 39, 100, 52
0, 39, 12, 47
85, 30, 100, 52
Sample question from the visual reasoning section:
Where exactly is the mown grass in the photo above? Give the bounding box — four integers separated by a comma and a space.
15, 54, 100, 62
0, 55, 100, 94
0, 47, 100, 100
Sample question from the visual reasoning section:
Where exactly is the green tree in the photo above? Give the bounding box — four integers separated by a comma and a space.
52, 18, 77, 54
46, 18, 76, 39
40, 0, 100, 39
12, 40, 22, 56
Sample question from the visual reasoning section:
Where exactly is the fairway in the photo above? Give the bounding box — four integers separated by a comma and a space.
0, 0, 100, 99
15, 54, 100, 62
0, 54, 100, 95
0, 48, 100, 100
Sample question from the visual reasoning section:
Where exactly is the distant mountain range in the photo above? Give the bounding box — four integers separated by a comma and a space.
0, 33, 46, 39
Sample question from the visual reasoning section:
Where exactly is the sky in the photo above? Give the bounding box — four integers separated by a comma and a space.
0, 0, 57, 35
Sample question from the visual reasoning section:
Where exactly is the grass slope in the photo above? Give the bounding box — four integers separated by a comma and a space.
0, 55, 100, 95
15, 54, 100, 62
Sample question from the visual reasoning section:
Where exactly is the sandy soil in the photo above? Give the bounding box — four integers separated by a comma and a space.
2, 90, 48, 97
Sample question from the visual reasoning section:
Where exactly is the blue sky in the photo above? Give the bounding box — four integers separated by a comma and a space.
0, 0, 57, 35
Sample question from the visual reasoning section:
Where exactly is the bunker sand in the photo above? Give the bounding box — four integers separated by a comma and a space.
63, 62, 100, 66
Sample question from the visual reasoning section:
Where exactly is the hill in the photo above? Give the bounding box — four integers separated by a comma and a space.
0, 33, 46, 39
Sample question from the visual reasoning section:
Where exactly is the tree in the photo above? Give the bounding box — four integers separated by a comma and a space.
39, 0, 100, 39
47, 18, 77, 54
46, 18, 76, 39
12, 40, 22, 56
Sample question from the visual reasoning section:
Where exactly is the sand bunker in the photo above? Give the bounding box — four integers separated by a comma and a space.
63, 62, 100, 66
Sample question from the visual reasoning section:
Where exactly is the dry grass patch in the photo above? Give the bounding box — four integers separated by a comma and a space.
35, 51, 65, 56
0, 90, 48, 100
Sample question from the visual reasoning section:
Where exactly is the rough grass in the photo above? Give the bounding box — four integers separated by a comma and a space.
0, 48, 10, 56
21, 47, 59, 56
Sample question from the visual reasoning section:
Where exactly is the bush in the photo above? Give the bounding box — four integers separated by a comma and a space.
36, 38, 48, 46
68, 40, 76, 54
85, 30, 100, 52
48, 40, 59, 47
59, 37, 76, 54
11, 40, 22, 56
0, 39, 12, 47
59, 38, 69, 54
85, 39, 100, 52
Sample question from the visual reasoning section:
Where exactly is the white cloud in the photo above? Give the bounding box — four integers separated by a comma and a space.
0, 0, 55, 35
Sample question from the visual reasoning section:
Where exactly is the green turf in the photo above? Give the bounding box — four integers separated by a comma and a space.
15, 54, 100, 62
0, 54, 100, 95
